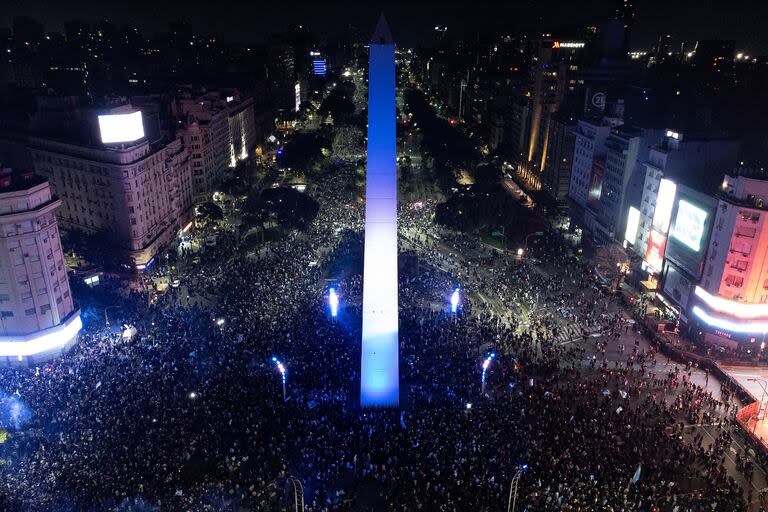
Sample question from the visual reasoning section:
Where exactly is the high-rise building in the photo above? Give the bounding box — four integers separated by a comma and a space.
593, 125, 663, 241
28, 105, 194, 268
567, 116, 616, 209
541, 111, 576, 203
0, 169, 80, 365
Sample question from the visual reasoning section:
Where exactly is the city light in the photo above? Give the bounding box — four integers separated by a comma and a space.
451, 288, 460, 314
329, 287, 339, 318
481, 353, 496, 393
517, 248, 524, 256
188, 391, 198, 399
216, 318, 225, 326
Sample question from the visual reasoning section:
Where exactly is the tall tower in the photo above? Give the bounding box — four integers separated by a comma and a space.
360, 15, 399, 408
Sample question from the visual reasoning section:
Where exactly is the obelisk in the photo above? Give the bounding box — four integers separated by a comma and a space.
360, 14, 399, 407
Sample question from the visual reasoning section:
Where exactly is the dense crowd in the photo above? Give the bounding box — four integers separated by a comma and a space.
0, 162, 757, 511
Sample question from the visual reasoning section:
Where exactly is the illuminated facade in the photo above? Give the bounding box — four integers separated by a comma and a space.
174, 89, 257, 201
0, 172, 80, 364
361, 15, 399, 408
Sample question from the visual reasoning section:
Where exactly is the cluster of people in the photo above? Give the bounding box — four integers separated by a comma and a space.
0, 162, 756, 511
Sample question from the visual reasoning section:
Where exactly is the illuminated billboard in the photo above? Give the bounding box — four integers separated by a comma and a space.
98, 111, 145, 144
664, 186, 717, 279
644, 229, 667, 273
652, 178, 676, 233
624, 206, 640, 243
671, 200, 708, 251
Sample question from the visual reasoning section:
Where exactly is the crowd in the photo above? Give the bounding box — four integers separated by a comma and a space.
0, 162, 757, 511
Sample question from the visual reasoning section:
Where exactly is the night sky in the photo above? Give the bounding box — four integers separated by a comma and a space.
3, 0, 768, 53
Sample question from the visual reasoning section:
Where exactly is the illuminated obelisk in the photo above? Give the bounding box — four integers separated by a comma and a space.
361, 14, 399, 407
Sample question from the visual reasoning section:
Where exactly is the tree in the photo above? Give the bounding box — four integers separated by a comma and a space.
195, 202, 224, 224
241, 187, 319, 231
473, 163, 503, 184
318, 86, 355, 122
332, 124, 364, 161
277, 132, 324, 171
61, 229, 133, 271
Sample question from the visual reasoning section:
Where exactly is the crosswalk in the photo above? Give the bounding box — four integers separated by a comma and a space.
549, 318, 617, 345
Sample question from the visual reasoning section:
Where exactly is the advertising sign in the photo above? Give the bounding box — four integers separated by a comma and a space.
98, 111, 145, 144
644, 229, 667, 273
652, 178, 676, 233
670, 200, 708, 251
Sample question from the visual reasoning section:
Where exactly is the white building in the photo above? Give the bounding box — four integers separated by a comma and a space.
567, 117, 616, 209
29, 106, 194, 267
0, 171, 80, 365
173, 89, 257, 202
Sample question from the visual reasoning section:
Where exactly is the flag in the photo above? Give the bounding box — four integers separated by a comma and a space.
629, 463, 641, 485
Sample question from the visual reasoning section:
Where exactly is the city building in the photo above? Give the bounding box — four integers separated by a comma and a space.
28, 105, 194, 268
591, 125, 663, 242
0, 168, 80, 365
172, 88, 257, 201
632, 129, 740, 259
567, 116, 618, 209
540, 111, 576, 204
690, 172, 768, 347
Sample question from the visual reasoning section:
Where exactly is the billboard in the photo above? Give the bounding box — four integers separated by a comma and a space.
587, 157, 605, 209
644, 229, 666, 273
664, 187, 717, 280
98, 111, 145, 144
652, 178, 676, 233
624, 206, 640, 244
670, 200, 708, 251
662, 261, 693, 309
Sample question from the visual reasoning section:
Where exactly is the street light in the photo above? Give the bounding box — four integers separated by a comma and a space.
329, 287, 339, 318
451, 288, 460, 314
524, 231, 544, 255
104, 305, 121, 327
272, 357, 287, 400
289, 478, 304, 512
507, 464, 528, 512
481, 353, 496, 394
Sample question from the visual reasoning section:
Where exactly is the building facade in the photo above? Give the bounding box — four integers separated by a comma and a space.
29, 116, 194, 267
0, 171, 80, 364
173, 89, 257, 201
691, 174, 768, 346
